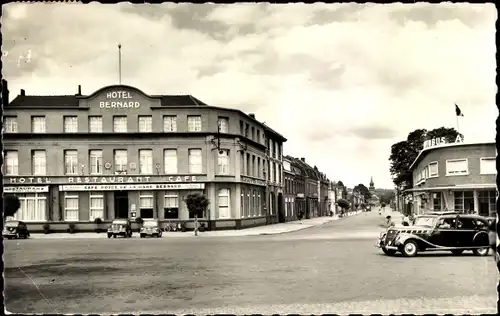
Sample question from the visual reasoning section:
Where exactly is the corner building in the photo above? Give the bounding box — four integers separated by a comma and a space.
406, 141, 496, 217
3, 84, 287, 231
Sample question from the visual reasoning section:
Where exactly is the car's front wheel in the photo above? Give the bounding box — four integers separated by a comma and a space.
473, 247, 489, 256
451, 249, 464, 256
382, 247, 396, 256
107, 234, 112, 238
401, 240, 418, 257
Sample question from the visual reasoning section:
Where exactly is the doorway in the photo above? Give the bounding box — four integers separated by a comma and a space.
277, 193, 285, 223
114, 191, 129, 219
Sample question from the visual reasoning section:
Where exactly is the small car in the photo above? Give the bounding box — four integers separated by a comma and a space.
140, 219, 162, 238
107, 219, 132, 238
376, 213, 491, 257
3, 220, 30, 239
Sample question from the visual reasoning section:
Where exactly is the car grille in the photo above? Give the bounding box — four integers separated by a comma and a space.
385, 229, 397, 243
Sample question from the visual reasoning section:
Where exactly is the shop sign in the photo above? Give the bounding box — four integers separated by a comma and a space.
6, 175, 200, 185
59, 183, 205, 191
423, 135, 464, 150
4, 186, 49, 193
241, 176, 266, 186
99, 90, 141, 109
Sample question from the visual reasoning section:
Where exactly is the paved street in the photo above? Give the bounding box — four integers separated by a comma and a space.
4, 210, 498, 314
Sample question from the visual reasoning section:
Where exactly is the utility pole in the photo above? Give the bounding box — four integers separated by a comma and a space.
118, 44, 122, 84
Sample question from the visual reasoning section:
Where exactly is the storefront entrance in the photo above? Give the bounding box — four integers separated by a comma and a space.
114, 191, 129, 219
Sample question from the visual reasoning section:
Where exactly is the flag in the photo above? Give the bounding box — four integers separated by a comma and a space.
455, 104, 464, 117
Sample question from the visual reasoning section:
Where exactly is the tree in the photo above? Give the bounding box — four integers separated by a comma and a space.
185, 193, 210, 218
337, 181, 344, 187
353, 183, 372, 200
379, 190, 395, 205
3, 195, 20, 218
389, 127, 462, 190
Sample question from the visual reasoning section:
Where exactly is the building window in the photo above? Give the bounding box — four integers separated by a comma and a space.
252, 190, 256, 217
478, 190, 496, 217
251, 126, 255, 140
446, 159, 468, 176
240, 120, 244, 135
267, 160, 271, 181
257, 157, 261, 178
4, 116, 18, 133
246, 191, 250, 218
218, 117, 229, 133
432, 192, 441, 212
4, 151, 18, 175
273, 162, 277, 182
188, 149, 202, 174
114, 150, 128, 174
32, 150, 46, 175
31, 116, 46, 133
257, 192, 262, 216
163, 115, 177, 132
164, 194, 179, 219
7, 193, 46, 222
138, 116, 152, 132
480, 157, 496, 175
217, 150, 230, 175
240, 152, 245, 175
164, 149, 178, 174
454, 191, 474, 213
64, 150, 78, 175
246, 153, 251, 177
245, 123, 249, 137
113, 116, 127, 132
252, 155, 256, 177
256, 130, 260, 143
64, 193, 79, 221
241, 189, 245, 218
218, 188, 230, 219
139, 191, 154, 218
89, 116, 103, 133
428, 162, 439, 177
89, 192, 104, 220
64, 116, 78, 133
249, 189, 254, 217
269, 192, 273, 215
139, 149, 153, 174
89, 150, 103, 175
187, 115, 202, 132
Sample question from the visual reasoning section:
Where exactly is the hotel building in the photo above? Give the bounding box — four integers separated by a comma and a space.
2, 83, 286, 231
406, 138, 496, 217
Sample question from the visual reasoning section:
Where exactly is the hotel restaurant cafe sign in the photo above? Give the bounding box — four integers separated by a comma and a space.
4, 175, 205, 193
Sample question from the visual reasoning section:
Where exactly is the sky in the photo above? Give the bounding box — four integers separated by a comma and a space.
2, 3, 497, 189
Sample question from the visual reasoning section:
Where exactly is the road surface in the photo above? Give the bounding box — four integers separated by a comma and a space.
5, 210, 498, 314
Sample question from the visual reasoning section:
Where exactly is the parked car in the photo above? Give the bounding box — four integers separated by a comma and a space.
140, 219, 162, 238
107, 219, 132, 238
376, 213, 491, 257
3, 220, 30, 239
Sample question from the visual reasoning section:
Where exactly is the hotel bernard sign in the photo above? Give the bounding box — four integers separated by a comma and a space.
99, 90, 141, 109
6, 175, 202, 185
241, 176, 266, 186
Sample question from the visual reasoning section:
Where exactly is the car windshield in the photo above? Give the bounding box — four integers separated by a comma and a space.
413, 216, 437, 227
143, 221, 158, 227
5, 222, 19, 227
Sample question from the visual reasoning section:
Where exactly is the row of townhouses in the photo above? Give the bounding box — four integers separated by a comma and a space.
2, 81, 346, 232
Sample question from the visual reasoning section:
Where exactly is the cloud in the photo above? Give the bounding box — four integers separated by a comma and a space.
2, 3, 496, 189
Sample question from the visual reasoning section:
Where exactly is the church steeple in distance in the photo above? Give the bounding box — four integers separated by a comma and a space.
369, 176, 375, 191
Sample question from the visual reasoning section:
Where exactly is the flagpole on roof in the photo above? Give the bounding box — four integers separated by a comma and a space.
455, 103, 464, 135
118, 44, 122, 85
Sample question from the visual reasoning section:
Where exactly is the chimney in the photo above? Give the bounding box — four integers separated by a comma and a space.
77, 85, 82, 95
249, 113, 255, 119
20, 89, 25, 96
2, 79, 9, 106
301, 157, 305, 162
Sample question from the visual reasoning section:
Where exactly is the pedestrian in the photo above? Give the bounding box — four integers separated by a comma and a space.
298, 211, 303, 224
402, 215, 410, 226
385, 215, 395, 228
194, 215, 199, 236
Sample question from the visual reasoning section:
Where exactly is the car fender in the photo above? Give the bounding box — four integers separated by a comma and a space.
393, 232, 436, 248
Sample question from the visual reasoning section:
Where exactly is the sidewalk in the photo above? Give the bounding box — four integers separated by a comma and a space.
29, 212, 363, 239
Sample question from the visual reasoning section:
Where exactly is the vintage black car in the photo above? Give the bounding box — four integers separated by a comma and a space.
376, 213, 491, 257
140, 219, 162, 238
107, 219, 133, 238
3, 220, 30, 239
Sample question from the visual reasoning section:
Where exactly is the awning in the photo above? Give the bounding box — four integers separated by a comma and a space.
404, 183, 496, 193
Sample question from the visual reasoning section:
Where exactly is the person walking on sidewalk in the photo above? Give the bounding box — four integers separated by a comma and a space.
298, 211, 304, 224
385, 215, 395, 228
